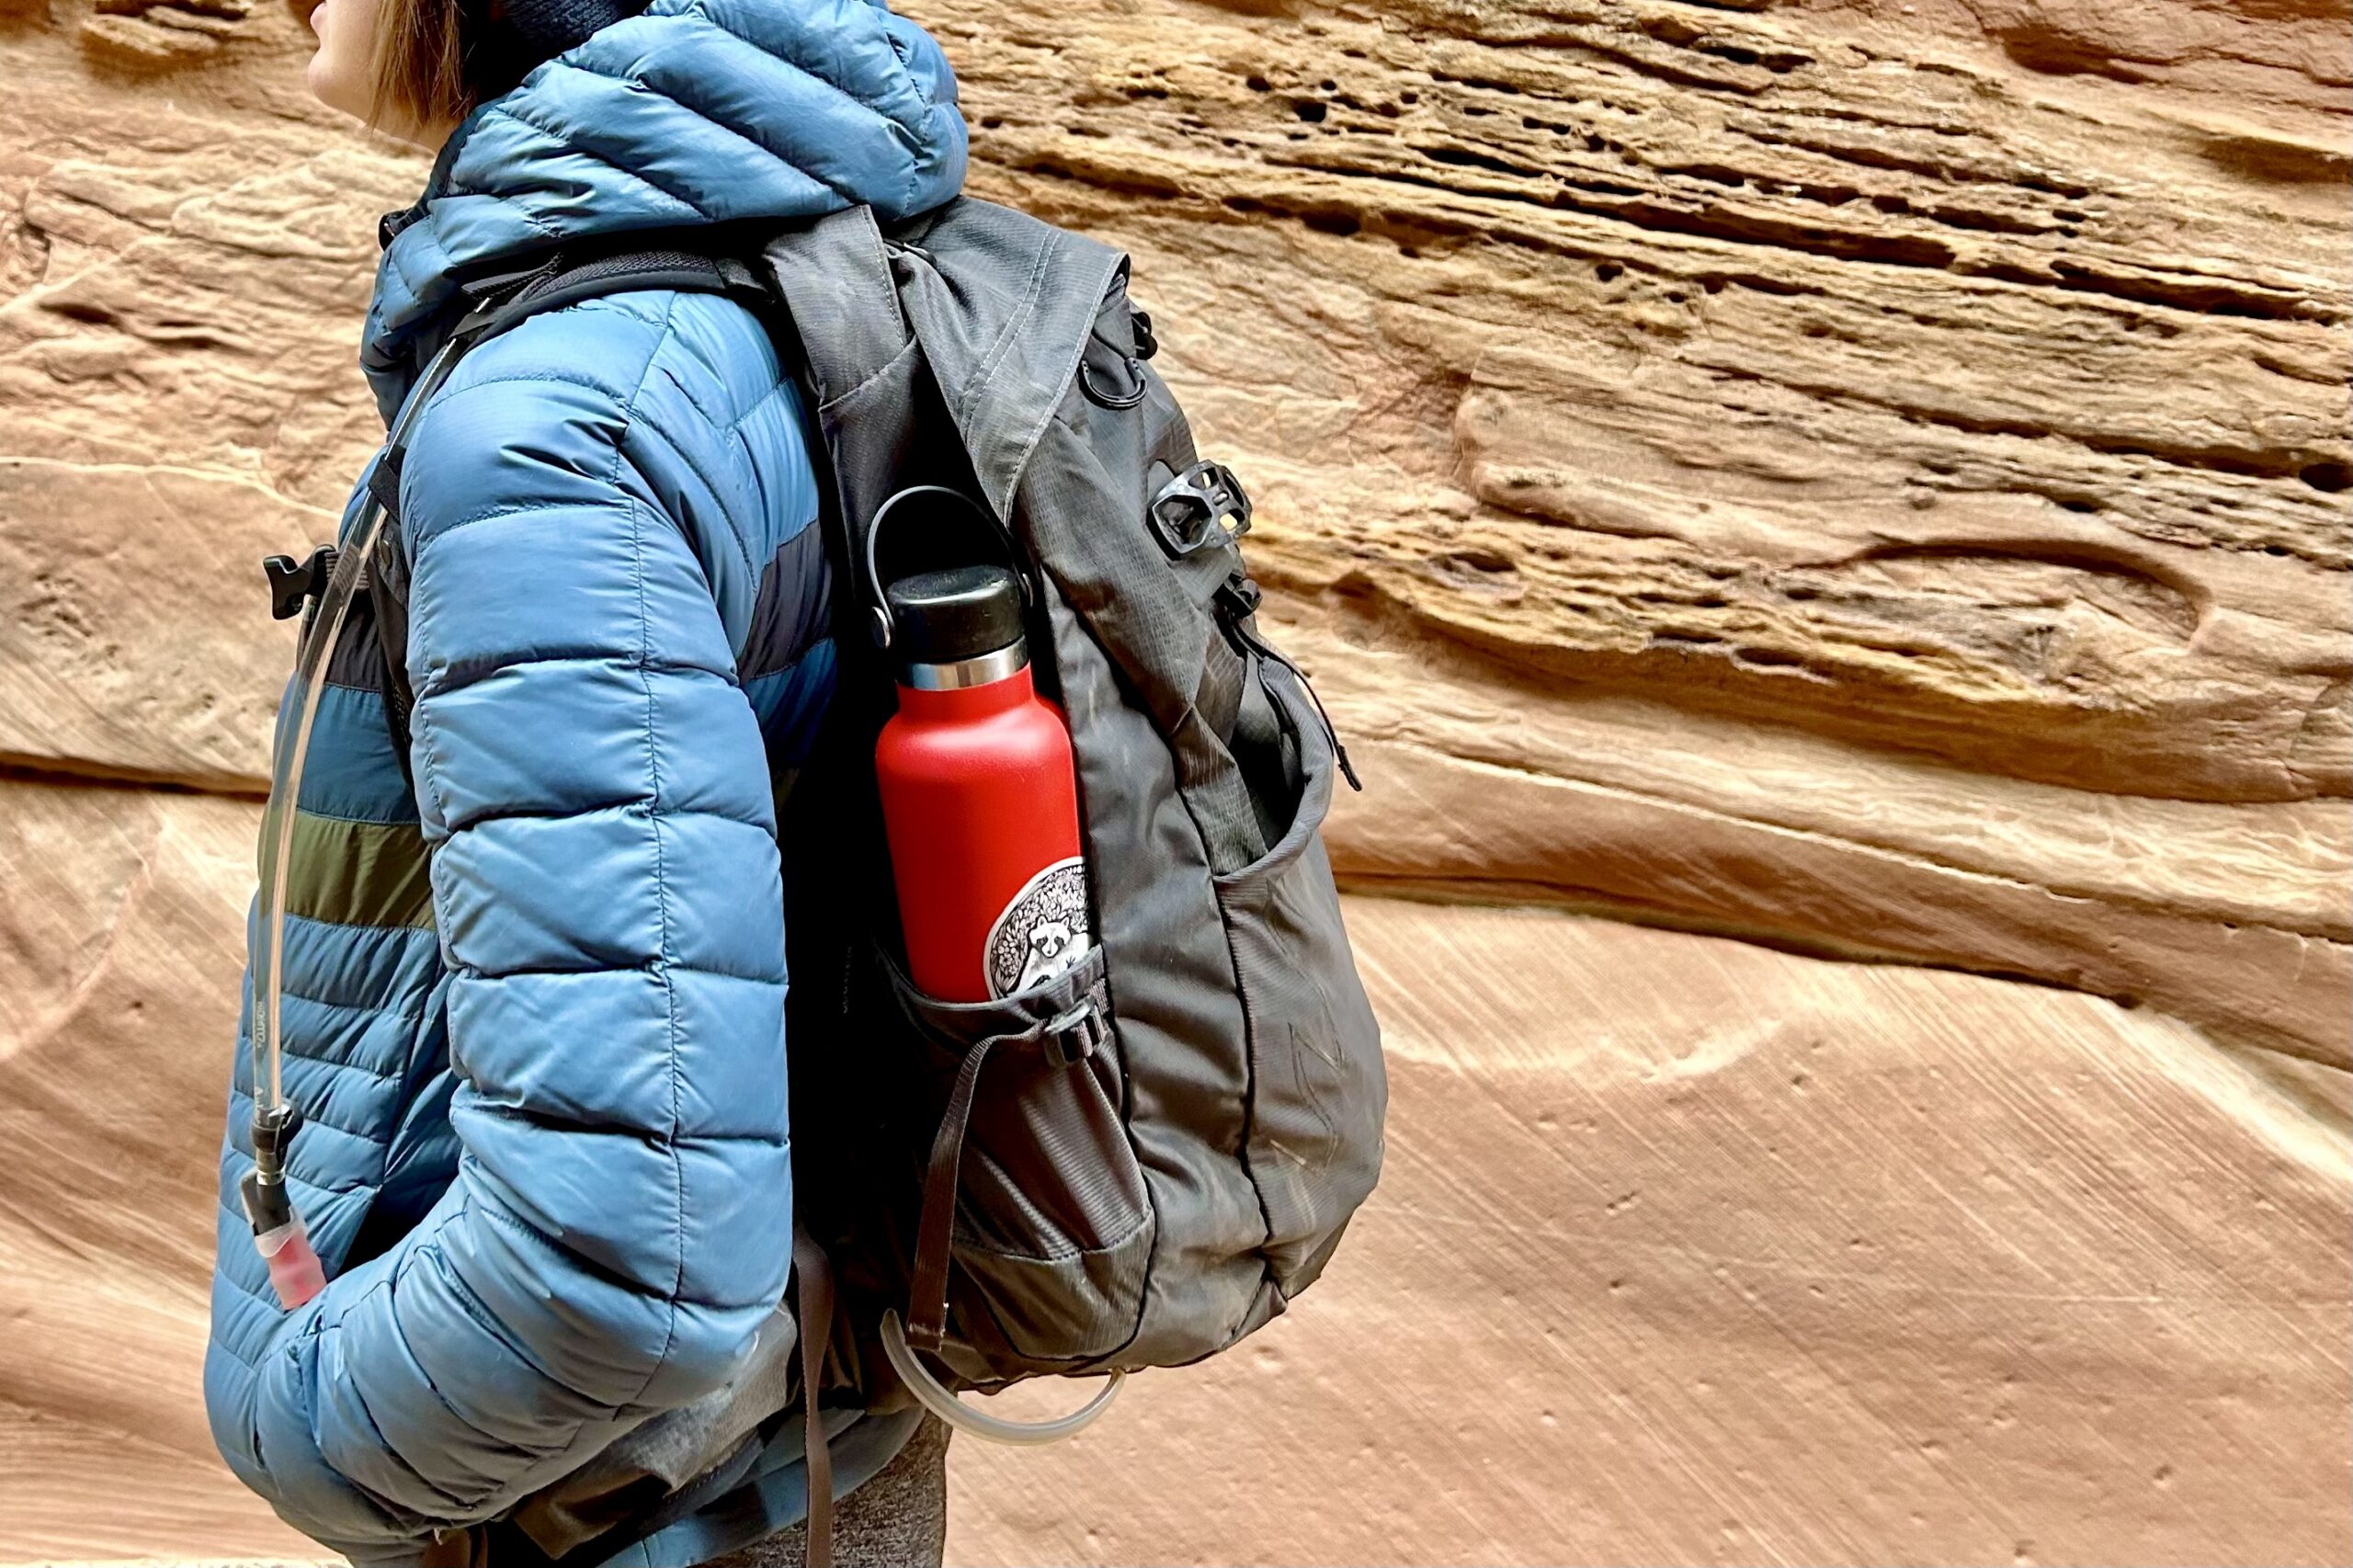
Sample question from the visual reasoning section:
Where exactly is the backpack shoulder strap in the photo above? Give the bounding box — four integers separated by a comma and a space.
467, 246, 771, 345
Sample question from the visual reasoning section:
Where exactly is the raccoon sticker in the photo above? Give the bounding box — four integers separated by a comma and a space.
985, 857, 1094, 998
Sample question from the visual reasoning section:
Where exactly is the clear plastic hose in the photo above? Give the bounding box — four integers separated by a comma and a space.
244, 337, 464, 1309
879, 1311, 1124, 1445
250, 508, 384, 1115
250, 335, 462, 1128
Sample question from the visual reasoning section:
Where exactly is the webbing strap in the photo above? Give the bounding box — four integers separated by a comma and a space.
562, 1431, 764, 1568
791, 1226, 836, 1568
904, 1028, 994, 1357
475, 250, 766, 343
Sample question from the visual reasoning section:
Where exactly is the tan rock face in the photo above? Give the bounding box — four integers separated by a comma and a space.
0, 460, 326, 790
1, 3, 417, 786
0, 0, 2345, 1560
949, 899, 2350, 1568
898, 0, 2352, 1061
0, 778, 313, 1560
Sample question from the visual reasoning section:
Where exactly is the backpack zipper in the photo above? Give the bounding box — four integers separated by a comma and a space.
1217, 578, 1362, 793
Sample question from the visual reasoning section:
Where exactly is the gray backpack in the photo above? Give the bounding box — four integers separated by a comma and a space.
765, 199, 1387, 1414
354, 195, 1385, 1483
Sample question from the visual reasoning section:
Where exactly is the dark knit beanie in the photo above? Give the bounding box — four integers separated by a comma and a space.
494, 0, 652, 60
467, 0, 653, 96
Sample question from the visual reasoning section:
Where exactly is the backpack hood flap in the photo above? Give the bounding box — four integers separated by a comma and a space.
756, 201, 1126, 521
892, 207, 1127, 520
363, 0, 968, 416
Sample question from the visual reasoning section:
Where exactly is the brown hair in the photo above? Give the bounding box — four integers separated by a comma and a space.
368, 0, 473, 134
368, 0, 533, 134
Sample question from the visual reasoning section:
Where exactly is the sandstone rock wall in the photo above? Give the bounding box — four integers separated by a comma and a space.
0, 0, 2345, 1560
911, 0, 2353, 1066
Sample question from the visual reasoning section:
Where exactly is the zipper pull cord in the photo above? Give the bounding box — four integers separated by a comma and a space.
1226, 608, 1363, 793
1292, 656, 1363, 792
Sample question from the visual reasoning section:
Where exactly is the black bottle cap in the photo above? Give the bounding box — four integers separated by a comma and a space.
886, 565, 1026, 666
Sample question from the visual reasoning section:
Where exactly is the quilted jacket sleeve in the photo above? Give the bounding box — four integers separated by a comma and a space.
217, 299, 795, 1562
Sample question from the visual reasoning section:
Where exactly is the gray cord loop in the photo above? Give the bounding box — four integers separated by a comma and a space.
1041, 1002, 1105, 1067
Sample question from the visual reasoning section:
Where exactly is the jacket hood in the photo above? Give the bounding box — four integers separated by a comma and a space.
362, 0, 966, 415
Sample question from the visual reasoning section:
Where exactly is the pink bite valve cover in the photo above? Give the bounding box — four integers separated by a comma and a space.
256, 1220, 326, 1309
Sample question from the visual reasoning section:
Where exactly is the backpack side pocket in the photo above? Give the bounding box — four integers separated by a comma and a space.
884, 942, 1155, 1376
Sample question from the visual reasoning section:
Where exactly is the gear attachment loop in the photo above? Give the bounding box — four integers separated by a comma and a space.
1148, 460, 1251, 560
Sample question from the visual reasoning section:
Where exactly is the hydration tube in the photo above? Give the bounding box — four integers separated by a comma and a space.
878, 1311, 1124, 1445
242, 335, 468, 1309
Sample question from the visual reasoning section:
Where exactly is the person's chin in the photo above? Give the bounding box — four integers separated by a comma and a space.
305, 59, 355, 121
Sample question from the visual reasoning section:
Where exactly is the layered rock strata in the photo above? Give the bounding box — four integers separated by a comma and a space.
0, 0, 2344, 1560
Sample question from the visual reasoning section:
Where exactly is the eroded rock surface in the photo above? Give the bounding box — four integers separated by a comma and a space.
900, 0, 2353, 1060
4, 0, 2346, 1045
0, 778, 304, 1560
0, 0, 2346, 1560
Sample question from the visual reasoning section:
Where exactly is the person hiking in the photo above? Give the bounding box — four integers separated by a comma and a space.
202, 0, 965, 1562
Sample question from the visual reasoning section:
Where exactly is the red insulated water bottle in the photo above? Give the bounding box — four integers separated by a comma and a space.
875, 565, 1092, 1003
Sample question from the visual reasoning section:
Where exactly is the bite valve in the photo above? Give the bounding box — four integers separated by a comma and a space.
239, 1102, 325, 1309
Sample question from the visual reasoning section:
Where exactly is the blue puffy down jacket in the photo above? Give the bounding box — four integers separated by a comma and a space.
203, 3, 965, 1561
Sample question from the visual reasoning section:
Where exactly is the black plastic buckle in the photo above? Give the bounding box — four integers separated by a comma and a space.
377, 203, 425, 252
263, 545, 338, 621
1130, 306, 1158, 361
1041, 1002, 1107, 1068
1148, 460, 1252, 560
1214, 574, 1263, 624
